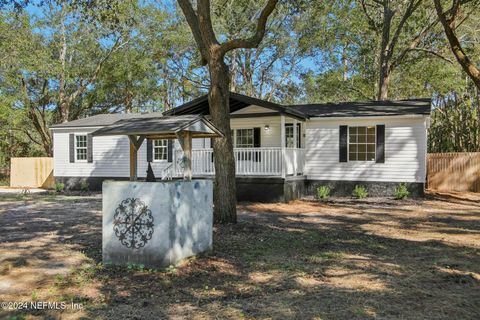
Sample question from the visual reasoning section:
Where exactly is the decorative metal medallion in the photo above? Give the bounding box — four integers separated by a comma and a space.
113, 198, 154, 249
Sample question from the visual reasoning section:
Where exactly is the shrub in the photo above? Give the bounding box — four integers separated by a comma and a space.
80, 180, 89, 192
316, 186, 331, 201
55, 182, 65, 193
394, 183, 410, 200
352, 185, 368, 199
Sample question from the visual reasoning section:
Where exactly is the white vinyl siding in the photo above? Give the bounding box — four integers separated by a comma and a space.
305, 117, 427, 183
53, 129, 184, 178
52, 114, 427, 183
231, 105, 274, 114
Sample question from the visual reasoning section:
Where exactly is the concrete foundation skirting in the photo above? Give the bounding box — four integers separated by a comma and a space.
306, 180, 425, 197
56, 176, 425, 201
55, 176, 130, 191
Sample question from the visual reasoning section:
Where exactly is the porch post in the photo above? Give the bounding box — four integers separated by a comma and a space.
293, 119, 298, 175
293, 119, 298, 148
129, 142, 137, 181
281, 114, 286, 178
176, 131, 193, 181
128, 135, 146, 181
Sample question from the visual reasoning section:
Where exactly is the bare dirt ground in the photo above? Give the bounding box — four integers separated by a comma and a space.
0, 191, 479, 319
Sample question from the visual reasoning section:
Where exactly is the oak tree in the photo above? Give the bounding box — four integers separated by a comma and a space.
177, 0, 278, 223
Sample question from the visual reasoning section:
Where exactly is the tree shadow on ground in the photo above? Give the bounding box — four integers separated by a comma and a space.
0, 193, 479, 319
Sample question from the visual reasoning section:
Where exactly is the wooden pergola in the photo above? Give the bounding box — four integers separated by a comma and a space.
92, 115, 223, 181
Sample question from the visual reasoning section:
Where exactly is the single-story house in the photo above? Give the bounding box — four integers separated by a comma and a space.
50, 92, 431, 201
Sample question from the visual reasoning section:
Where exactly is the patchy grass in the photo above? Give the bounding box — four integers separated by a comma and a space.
0, 192, 479, 319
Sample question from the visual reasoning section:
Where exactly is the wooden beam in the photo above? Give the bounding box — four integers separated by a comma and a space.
230, 112, 281, 118
128, 135, 145, 151
128, 135, 145, 181
129, 141, 137, 181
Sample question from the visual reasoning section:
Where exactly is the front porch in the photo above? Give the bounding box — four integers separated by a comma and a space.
162, 91, 309, 180
168, 147, 305, 178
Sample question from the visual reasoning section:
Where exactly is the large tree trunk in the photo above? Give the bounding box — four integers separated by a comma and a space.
208, 56, 237, 223
378, 70, 390, 100
377, 1, 393, 100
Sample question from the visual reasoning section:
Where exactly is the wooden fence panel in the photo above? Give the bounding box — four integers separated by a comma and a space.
427, 153, 480, 192
10, 157, 54, 188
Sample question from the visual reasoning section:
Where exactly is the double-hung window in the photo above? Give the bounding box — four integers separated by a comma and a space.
348, 126, 376, 161
75, 135, 87, 161
235, 128, 254, 161
153, 139, 168, 161
285, 124, 294, 148
235, 129, 254, 148
285, 123, 302, 148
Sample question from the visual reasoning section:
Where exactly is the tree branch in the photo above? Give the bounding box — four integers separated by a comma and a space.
219, 0, 279, 54
434, 0, 480, 90
177, 0, 210, 64
387, 0, 423, 61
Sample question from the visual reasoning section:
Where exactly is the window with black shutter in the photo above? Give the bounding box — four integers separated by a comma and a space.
339, 125, 348, 162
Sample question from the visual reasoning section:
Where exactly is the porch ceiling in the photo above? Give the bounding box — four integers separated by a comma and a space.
164, 92, 308, 121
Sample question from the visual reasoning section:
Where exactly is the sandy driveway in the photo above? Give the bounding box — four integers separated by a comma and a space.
0, 191, 479, 319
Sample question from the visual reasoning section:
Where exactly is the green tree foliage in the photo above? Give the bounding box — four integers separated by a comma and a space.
298, 0, 475, 102
0, 1, 200, 161
428, 87, 480, 152
0, 0, 480, 167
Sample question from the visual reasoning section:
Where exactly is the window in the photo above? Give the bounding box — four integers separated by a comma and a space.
153, 139, 168, 161
349, 126, 376, 161
285, 124, 294, 148
75, 135, 87, 161
285, 123, 301, 148
235, 129, 254, 148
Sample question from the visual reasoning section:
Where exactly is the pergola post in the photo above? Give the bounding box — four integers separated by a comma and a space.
176, 131, 193, 181
128, 135, 145, 181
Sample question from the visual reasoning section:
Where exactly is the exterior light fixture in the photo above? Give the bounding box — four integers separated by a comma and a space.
264, 125, 270, 131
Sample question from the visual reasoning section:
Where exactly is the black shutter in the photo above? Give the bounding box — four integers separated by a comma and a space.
253, 127, 261, 162
147, 139, 153, 162
376, 125, 385, 163
339, 125, 348, 162
297, 123, 301, 148
167, 140, 173, 162
87, 134, 93, 163
69, 134, 75, 163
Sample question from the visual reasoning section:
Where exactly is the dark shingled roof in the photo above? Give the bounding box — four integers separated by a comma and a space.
166, 93, 431, 119
50, 95, 431, 130
288, 99, 431, 118
50, 112, 164, 129
92, 115, 222, 139
163, 92, 308, 120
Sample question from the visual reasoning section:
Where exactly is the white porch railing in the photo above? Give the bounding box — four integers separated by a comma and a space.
285, 148, 306, 176
173, 147, 305, 177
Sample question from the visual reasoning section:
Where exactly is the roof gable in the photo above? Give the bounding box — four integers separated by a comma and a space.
163, 92, 308, 120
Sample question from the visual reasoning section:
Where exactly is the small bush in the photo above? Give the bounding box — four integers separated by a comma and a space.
55, 182, 65, 193
316, 186, 331, 201
80, 180, 89, 192
352, 185, 368, 199
394, 183, 410, 200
